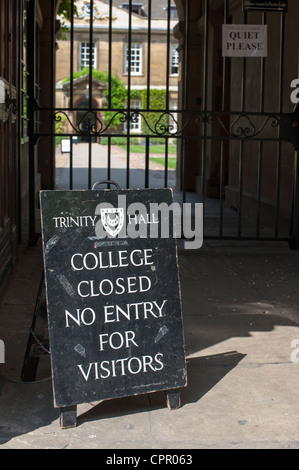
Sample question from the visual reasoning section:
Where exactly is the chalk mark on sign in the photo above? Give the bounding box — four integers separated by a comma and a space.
155, 325, 169, 343
57, 275, 76, 297
45, 235, 60, 254
74, 344, 86, 357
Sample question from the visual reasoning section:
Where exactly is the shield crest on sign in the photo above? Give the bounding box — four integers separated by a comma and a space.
100, 207, 124, 237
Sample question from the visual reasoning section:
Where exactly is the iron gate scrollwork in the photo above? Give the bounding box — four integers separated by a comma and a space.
53, 109, 284, 139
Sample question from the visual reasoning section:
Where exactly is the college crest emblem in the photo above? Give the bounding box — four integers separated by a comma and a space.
100, 207, 124, 237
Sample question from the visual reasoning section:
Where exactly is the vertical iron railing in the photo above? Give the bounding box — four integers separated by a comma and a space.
69, 0, 75, 190
219, 0, 228, 239
274, 11, 286, 238
182, 0, 190, 205
27, 0, 37, 245
126, 0, 132, 189
107, 0, 113, 186
256, 11, 266, 239
50, 0, 55, 191
145, 0, 151, 189
201, 0, 209, 215
18, 0, 25, 243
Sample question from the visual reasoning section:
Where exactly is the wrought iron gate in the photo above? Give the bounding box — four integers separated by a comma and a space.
28, 0, 299, 247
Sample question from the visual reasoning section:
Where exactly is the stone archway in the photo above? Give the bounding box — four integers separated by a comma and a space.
75, 98, 100, 142
61, 76, 107, 140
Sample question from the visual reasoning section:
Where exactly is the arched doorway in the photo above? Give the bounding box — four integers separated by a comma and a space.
75, 98, 101, 143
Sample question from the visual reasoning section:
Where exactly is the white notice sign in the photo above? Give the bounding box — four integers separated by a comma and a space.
222, 24, 267, 57
61, 138, 71, 153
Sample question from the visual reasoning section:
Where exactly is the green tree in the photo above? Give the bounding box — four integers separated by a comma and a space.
57, 0, 78, 39
62, 69, 139, 129
58, 0, 77, 22
140, 89, 168, 135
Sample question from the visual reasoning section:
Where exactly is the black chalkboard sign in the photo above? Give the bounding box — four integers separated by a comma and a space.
40, 188, 187, 418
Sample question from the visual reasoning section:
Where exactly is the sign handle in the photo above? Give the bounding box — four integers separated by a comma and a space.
92, 180, 122, 190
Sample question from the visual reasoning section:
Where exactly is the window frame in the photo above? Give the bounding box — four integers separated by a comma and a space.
170, 44, 179, 76
124, 42, 143, 76
121, 3, 146, 16
164, 5, 178, 19
79, 41, 97, 71
124, 98, 142, 133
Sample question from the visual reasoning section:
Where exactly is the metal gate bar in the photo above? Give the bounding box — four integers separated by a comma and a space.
256, 10, 266, 239
275, 12, 286, 237
182, 0, 190, 205
219, 0, 228, 239
27, 0, 299, 246
201, 0, 209, 215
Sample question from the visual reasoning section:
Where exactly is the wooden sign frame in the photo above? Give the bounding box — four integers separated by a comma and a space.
40, 187, 187, 428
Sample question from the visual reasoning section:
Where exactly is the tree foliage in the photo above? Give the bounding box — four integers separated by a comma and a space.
57, 0, 77, 21
62, 68, 139, 129
140, 89, 168, 135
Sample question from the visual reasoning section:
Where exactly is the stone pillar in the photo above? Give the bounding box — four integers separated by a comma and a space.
37, 0, 60, 190
174, 0, 203, 192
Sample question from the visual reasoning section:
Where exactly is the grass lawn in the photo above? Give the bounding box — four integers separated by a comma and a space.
149, 156, 177, 169
119, 143, 177, 169
119, 144, 177, 154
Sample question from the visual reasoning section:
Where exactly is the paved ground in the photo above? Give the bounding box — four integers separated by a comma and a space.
1, 238, 299, 450
55, 142, 262, 241
1, 143, 299, 450
55, 142, 177, 191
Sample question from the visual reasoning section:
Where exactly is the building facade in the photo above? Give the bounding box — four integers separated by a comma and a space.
56, 0, 179, 135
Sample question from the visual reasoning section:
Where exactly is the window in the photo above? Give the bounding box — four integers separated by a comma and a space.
171, 45, 179, 75
80, 42, 96, 70
125, 43, 143, 75
124, 100, 142, 133
164, 5, 178, 18
121, 3, 146, 16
